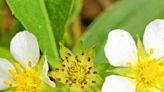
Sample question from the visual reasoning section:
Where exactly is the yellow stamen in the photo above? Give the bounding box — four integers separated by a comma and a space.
3, 80, 12, 86
28, 61, 32, 68
150, 48, 154, 55
3, 61, 42, 92
14, 63, 23, 72
127, 61, 132, 67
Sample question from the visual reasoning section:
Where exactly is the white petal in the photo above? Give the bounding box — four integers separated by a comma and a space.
104, 29, 137, 67
10, 31, 40, 68
0, 58, 15, 90
41, 56, 56, 87
144, 19, 164, 59
102, 75, 135, 92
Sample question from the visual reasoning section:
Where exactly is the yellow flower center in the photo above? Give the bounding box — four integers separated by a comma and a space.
128, 49, 164, 90
53, 52, 99, 90
3, 62, 42, 92
67, 62, 88, 84
61, 55, 97, 87
135, 59, 164, 88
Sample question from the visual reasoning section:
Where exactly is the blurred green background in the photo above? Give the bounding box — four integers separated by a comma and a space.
0, 0, 116, 48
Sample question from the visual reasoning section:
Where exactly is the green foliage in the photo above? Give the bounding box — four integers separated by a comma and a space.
6, 0, 73, 68
74, 0, 164, 65
45, 0, 74, 45
0, 47, 15, 63
68, 0, 82, 22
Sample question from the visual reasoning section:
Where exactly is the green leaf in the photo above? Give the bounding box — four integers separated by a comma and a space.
6, 0, 59, 68
45, 0, 74, 45
74, 0, 164, 64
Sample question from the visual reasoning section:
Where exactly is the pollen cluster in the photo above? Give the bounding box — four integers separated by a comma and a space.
3, 62, 42, 92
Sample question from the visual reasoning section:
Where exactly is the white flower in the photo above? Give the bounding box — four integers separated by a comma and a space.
0, 31, 55, 91
102, 19, 164, 92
